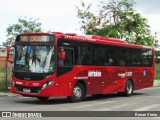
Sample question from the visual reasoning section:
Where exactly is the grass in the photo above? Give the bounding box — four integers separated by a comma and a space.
154, 63, 160, 80
0, 73, 4, 78
0, 79, 7, 92
0, 66, 5, 78
0, 77, 12, 92
0, 65, 12, 92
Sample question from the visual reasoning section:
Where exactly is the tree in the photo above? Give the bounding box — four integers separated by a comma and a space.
76, 0, 153, 46
3, 17, 42, 47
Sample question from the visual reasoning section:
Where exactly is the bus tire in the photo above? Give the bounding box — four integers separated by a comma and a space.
37, 97, 49, 101
124, 80, 134, 96
67, 82, 85, 103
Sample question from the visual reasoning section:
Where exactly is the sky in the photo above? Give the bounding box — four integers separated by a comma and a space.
0, 0, 160, 45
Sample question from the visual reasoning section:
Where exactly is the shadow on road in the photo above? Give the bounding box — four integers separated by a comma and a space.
13, 92, 146, 105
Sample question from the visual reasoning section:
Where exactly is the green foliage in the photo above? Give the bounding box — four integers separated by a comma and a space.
3, 17, 42, 47
107, 29, 120, 38
0, 66, 5, 73
76, 0, 153, 46
0, 80, 5, 92
0, 65, 12, 92
0, 78, 11, 92
155, 63, 160, 80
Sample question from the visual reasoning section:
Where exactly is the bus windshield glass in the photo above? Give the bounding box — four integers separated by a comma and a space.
14, 46, 55, 73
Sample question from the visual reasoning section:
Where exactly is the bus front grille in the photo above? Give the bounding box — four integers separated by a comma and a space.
15, 85, 41, 94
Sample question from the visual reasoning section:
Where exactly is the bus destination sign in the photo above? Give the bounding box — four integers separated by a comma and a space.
20, 35, 50, 42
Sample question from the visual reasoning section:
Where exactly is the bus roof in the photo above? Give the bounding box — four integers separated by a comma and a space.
21, 32, 153, 50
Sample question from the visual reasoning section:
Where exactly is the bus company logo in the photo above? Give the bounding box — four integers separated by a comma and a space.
118, 72, 133, 78
88, 70, 101, 77
32, 83, 40, 87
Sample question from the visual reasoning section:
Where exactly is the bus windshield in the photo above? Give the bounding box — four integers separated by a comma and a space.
14, 45, 55, 73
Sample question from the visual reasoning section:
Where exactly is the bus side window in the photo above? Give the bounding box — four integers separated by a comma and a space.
118, 47, 129, 66
130, 49, 142, 66
58, 48, 73, 67
76, 46, 83, 65
107, 46, 117, 66
142, 49, 152, 67
64, 49, 73, 66
93, 45, 106, 66
76, 44, 92, 65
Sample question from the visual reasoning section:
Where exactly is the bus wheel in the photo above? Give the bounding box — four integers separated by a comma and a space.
37, 97, 49, 101
67, 82, 85, 103
124, 80, 134, 96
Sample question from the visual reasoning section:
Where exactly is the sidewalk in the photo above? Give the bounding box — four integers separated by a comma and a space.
0, 80, 160, 97
0, 92, 19, 97
154, 79, 160, 87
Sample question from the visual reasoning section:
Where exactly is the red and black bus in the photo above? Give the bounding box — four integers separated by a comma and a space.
10, 32, 154, 102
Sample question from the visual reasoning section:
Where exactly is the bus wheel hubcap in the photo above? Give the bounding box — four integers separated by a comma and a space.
127, 83, 132, 94
73, 86, 82, 99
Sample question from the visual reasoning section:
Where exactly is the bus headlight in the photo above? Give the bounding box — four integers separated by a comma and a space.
42, 83, 48, 89
48, 80, 54, 86
42, 80, 54, 89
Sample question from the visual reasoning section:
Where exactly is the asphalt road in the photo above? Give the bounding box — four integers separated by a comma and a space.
0, 87, 160, 120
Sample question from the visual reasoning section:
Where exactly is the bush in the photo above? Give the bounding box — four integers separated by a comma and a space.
0, 66, 5, 73
0, 79, 6, 91
0, 65, 12, 92
155, 63, 160, 80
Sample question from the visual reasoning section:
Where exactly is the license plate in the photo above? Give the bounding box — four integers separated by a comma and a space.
23, 88, 30, 93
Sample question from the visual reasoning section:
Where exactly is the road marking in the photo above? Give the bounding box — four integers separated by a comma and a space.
133, 104, 160, 111
60, 101, 115, 110
94, 103, 134, 111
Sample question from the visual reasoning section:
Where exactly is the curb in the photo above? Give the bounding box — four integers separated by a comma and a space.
0, 93, 20, 97
154, 80, 160, 87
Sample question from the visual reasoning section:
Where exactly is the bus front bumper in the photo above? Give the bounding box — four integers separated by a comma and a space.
11, 80, 59, 97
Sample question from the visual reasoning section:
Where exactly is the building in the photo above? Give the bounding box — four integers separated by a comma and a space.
0, 47, 13, 68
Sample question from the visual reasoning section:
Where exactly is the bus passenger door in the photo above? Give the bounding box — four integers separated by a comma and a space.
57, 47, 74, 96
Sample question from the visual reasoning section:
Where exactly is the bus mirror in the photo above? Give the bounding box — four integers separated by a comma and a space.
60, 48, 66, 61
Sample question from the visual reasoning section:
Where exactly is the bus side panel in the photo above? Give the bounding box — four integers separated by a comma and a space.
103, 66, 132, 94
56, 66, 88, 96
128, 67, 154, 90
56, 74, 74, 96
57, 66, 108, 96
103, 66, 154, 93
131, 67, 153, 90
56, 65, 154, 97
